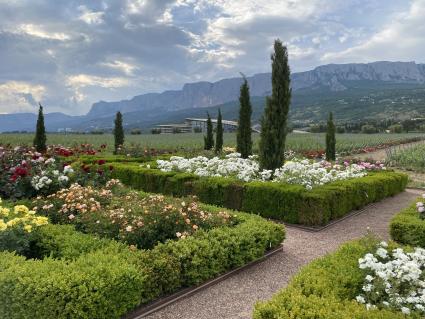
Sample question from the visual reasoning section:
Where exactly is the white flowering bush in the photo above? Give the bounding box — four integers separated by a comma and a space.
31, 158, 74, 194
157, 153, 373, 189
356, 241, 425, 316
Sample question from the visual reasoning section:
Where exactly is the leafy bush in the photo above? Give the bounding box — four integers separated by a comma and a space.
253, 238, 413, 319
362, 124, 379, 134
0, 205, 284, 319
33, 182, 236, 249
112, 163, 408, 226
0, 201, 48, 255
390, 198, 425, 247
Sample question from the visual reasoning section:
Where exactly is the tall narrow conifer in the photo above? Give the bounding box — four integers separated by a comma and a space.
259, 39, 292, 170
236, 76, 252, 158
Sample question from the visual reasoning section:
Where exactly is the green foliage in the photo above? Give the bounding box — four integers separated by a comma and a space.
0, 205, 284, 318
111, 163, 407, 226
0, 226, 146, 319
362, 124, 378, 134
236, 77, 253, 158
154, 211, 285, 286
130, 128, 142, 135
113, 111, 124, 154
389, 124, 403, 133
390, 199, 425, 247
33, 104, 47, 152
386, 143, 425, 172
259, 40, 292, 170
325, 112, 336, 161
215, 109, 223, 153
204, 112, 214, 150
253, 238, 412, 319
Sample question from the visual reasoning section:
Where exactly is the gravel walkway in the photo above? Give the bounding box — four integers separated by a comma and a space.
146, 189, 422, 319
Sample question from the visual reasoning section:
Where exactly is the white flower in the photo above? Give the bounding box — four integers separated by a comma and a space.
63, 165, 74, 174
356, 295, 366, 304
401, 307, 410, 315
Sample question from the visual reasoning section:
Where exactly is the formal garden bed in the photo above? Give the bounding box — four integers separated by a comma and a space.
390, 194, 425, 247
253, 237, 425, 318
105, 154, 408, 226
0, 179, 284, 319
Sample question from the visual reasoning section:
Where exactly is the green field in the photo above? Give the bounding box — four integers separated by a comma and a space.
1, 132, 424, 155
386, 141, 425, 171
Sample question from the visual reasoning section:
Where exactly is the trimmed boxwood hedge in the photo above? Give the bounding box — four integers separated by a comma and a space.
0, 207, 284, 319
253, 238, 417, 319
111, 164, 408, 226
390, 198, 425, 247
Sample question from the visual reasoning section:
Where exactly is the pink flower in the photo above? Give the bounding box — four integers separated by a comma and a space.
68, 214, 75, 220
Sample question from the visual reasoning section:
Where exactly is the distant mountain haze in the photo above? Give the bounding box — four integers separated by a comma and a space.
1, 61, 425, 132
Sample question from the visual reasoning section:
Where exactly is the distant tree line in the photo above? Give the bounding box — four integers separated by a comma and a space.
308, 118, 425, 134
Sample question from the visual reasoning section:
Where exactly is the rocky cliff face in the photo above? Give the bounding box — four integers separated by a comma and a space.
77, 61, 425, 119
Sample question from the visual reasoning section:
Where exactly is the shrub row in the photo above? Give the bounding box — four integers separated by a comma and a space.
111, 164, 408, 226
390, 198, 425, 247
0, 209, 284, 319
253, 238, 409, 319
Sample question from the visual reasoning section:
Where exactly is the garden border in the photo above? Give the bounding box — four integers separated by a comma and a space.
281, 201, 381, 232
123, 245, 283, 319
109, 163, 408, 226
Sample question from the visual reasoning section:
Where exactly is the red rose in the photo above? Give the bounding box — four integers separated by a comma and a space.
97, 159, 106, 165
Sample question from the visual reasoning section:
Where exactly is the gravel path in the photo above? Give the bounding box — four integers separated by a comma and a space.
145, 189, 422, 319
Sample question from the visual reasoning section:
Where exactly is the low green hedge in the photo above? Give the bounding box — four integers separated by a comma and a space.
0, 208, 284, 319
253, 238, 415, 319
390, 198, 425, 247
111, 164, 408, 226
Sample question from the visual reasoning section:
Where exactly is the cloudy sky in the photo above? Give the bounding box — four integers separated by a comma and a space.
1, 0, 424, 115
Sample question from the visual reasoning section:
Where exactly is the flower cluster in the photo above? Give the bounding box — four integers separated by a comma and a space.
416, 194, 425, 220
273, 160, 367, 189
33, 182, 116, 225
157, 153, 377, 189
49, 143, 105, 157
30, 157, 74, 192
0, 146, 73, 198
356, 241, 425, 316
0, 199, 48, 233
33, 182, 235, 249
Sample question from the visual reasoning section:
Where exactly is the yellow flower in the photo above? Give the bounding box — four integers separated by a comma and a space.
34, 217, 48, 226
24, 225, 32, 233
0, 220, 7, 231
14, 205, 29, 214
0, 208, 10, 217
6, 218, 19, 227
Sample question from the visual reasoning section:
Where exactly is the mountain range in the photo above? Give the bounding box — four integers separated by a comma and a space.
1, 61, 425, 132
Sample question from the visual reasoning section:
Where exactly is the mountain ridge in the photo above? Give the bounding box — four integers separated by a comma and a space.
1, 61, 425, 132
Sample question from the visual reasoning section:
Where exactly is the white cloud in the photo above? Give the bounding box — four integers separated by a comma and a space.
321, 0, 425, 63
101, 60, 139, 76
14, 24, 70, 41
66, 74, 130, 89
78, 6, 105, 25
0, 81, 46, 113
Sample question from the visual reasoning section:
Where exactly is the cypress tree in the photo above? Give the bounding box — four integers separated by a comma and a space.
113, 111, 124, 154
326, 112, 336, 161
204, 112, 214, 150
215, 108, 223, 153
33, 103, 47, 152
259, 39, 292, 170
236, 76, 252, 158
